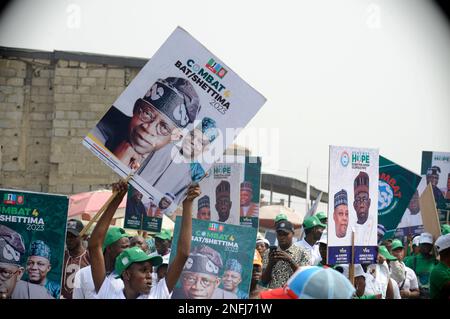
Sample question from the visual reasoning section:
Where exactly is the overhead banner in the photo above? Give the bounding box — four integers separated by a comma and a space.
328, 146, 379, 264
83, 27, 266, 217
420, 151, 450, 214
170, 217, 257, 299
377, 155, 421, 237
0, 189, 69, 299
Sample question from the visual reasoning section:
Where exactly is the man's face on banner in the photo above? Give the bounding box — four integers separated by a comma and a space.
353, 191, 371, 225
159, 197, 172, 210
333, 204, 349, 238
240, 189, 252, 207
0, 262, 23, 299
182, 129, 210, 160
216, 195, 232, 221
26, 256, 51, 284
129, 99, 179, 156
197, 207, 211, 220
181, 271, 220, 299
222, 270, 242, 292
408, 191, 420, 215
426, 174, 439, 187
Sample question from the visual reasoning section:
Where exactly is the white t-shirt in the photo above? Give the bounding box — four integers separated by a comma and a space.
390, 278, 401, 299
294, 239, 322, 266
95, 276, 171, 299
365, 262, 390, 298
398, 263, 419, 292
73, 266, 124, 299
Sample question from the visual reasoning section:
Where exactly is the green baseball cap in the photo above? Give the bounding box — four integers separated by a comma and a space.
315, 211, 327, 222
441, 224, 450, 235
275, 213, 288, 223
102, 227, 129, 252
114, 247, 163, 278
378, 245, 397, 261
303, 216, 327, 230
155, 229, 172, 241
391, 239, 404, 251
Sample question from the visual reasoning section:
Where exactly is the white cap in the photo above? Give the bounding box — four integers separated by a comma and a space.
354, 264, 365, 278
435, 234, 450, 253
318, 230, 328, 245
419, 232, 434, 245
412, 236, 420, 246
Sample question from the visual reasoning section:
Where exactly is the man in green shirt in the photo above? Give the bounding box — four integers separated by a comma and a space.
404, 232, 438, 298
430, 233, 450, 299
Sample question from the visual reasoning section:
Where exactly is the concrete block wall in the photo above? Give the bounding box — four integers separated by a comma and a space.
0, 48, 144, 195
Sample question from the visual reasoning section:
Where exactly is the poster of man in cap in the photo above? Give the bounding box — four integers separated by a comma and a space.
396, 182, 426, 237
124, 185, 164, 233
239, 156, 262, 228
83, 27, 266, 217
327, 146, 379, 264
377, 155, 421, 238
170, 217, 256, 299
192, 158, 242, 225
0, 189, 69, 299
420, 151, 450, 215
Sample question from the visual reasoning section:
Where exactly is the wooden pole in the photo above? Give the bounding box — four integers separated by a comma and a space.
78, 173, 133, 237
349, 230, 355, 286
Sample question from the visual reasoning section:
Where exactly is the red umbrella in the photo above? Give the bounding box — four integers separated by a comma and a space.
68, 190, 127, 221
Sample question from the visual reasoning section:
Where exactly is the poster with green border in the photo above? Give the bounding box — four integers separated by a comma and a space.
123, 185, 162, 233
0, 188, 69, 299
170, 217, 257, 299
239, 156, 262, 228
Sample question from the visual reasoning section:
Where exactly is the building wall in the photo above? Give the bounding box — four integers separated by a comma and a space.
0, 48, 143, 194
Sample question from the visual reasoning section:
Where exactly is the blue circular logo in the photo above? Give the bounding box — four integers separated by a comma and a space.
378, 181, 394, 210
340, 152, 349, 167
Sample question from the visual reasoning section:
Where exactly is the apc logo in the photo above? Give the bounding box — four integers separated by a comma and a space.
3, 194, 24, 205
340, 151, 350, 167
205, 58, 227, 79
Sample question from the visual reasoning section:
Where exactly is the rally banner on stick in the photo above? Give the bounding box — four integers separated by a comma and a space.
419, 183, 442, 240
327, 146, 379, 265
83, 27, 266, 218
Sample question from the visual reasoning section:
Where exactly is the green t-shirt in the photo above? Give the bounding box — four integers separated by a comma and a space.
404, 254, 437, 289
430, 262, 450, 299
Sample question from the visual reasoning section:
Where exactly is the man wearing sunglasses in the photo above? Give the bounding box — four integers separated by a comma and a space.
93, 77, 200, 169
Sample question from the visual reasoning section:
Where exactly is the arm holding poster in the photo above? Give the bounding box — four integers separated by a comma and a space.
165, 184, 201, 292
88, 180, 128, 293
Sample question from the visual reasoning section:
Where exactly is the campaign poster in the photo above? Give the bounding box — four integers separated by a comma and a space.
327, 146, 379, 264
0, 189, 69, 299
420, 151, 450, 217
83, 27, 266, 217
395, 179, 426, 238
378, 155, 421, 238
239, 156, 262, 228
123, 185, 162, 233
170, 217, 257, 299
192, 158, 242, 225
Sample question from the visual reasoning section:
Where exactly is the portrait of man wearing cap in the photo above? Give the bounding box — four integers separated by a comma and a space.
0, 225, 53, 299
240, 181, 259, 218
26, 240, 60, 298
158, 192, 176, 214
172, 245, 237, 299
215, 180, 232, 223
222, 259, 248, 299
92, 77, 201, 169
146, 200, 163, 218
62, 218, 90, 299
136, 116, 218, 211
333, 189, 349, 239
425, 166, 445, 207
397, 190, 423, 233
197, 195, 211, 220
352, 171, 377, 246
125, 188, 147, 220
